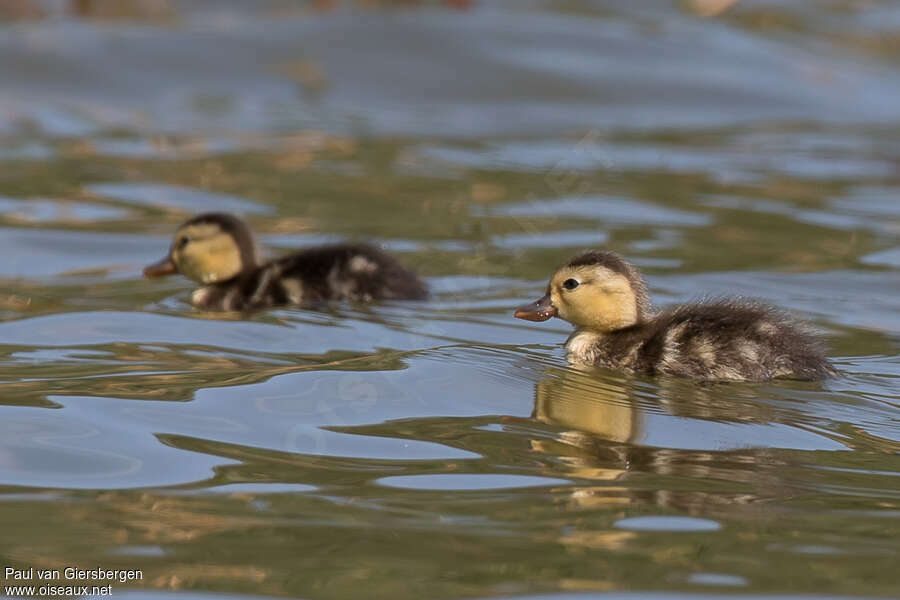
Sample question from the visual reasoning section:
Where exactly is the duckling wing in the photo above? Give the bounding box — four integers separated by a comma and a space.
632, 300, 834, 381
275, 243, 428, 303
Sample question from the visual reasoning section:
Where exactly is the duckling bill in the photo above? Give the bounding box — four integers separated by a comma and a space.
515, 250, 835, 382
144, 212, 427, 311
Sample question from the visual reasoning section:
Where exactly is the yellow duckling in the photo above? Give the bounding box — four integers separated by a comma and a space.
515, 250, 835, 381
144, 212, 427, 311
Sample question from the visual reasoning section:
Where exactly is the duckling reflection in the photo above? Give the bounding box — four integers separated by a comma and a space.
530, 368, 795, 513
534, 368, 640, 444
531, 367, 641, 483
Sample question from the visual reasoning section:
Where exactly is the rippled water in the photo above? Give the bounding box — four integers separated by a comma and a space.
0, 2, 898, 599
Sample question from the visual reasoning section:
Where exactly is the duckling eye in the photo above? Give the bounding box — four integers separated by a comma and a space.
562, 278, 580, 291
177, 236, 190, 250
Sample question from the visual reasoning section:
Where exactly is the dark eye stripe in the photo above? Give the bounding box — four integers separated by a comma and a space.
562, 278, 579, 290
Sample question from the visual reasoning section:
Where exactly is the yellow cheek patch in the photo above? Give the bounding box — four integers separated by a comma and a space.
173, 225, 243, 284
551, 266, 638, 332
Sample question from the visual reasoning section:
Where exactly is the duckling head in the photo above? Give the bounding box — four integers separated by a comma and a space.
143, 213, 260, 284
514, 250, 650, 332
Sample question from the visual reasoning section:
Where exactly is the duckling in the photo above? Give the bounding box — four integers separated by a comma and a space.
143, 212, 427, 311
514, 250, 835, 382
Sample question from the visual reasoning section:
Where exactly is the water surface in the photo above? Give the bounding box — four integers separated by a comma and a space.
0, 2, 898, 599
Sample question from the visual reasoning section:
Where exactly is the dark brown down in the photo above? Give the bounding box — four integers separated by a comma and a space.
193, 243, 428, 311
574, 298, 835, 381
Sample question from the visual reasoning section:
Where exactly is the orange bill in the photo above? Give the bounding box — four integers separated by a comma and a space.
143, 256, 178, 278
514, 293, 557, 322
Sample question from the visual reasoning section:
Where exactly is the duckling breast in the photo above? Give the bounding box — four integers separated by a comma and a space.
191, 286, 216, 309
565, 330, 648, 373
189, 283, 244, 311
565, 330, 604, 366
188, 262, 290, 311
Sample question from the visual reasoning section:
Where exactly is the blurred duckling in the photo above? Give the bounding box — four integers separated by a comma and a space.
144, 212, 427, 311
515, 251, 834, 382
